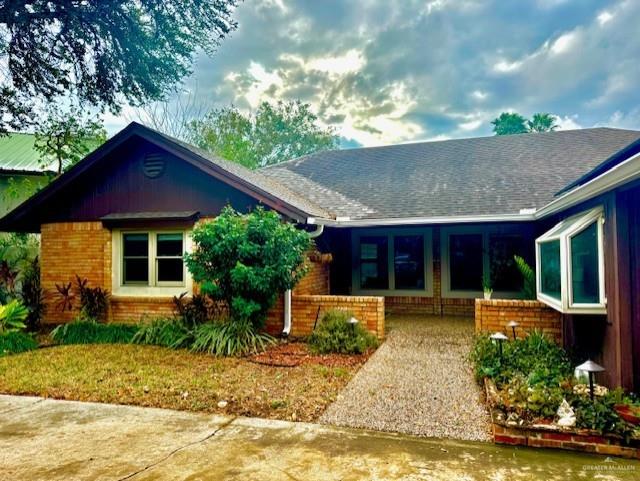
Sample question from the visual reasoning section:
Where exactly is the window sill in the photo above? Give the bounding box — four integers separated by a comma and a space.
112, 286, 190, 298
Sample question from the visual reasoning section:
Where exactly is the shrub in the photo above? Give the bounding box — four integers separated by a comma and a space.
0, 331, 38, 356
76, 275, 110, 321
308, 310, 379, 355
172, 292, 222, 327
470, 330, 571, 387
0, 233, 39, 304
131, 317, 193, 349
571, 388, 634, 440
51, 320, 138, 345
191, 319, 275, 356
185, 206, 310, 328
20, 257, 44, 331
0, 299, 29, 333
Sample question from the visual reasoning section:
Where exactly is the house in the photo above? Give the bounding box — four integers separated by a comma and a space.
1, 122, 640, 391
0, 133, 54, 216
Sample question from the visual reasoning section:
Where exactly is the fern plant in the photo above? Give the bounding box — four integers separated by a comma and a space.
514, 255, 536, 300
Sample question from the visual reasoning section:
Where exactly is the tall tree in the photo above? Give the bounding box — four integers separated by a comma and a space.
527, 113, 559, 133
0, 0, 239, 134
187, 100, 339, 168
491, 113, 528, 135
492, 112, 559, 135
34, 106, 107, 175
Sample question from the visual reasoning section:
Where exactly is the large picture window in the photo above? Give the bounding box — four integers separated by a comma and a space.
353, 229, 432, 295
535, 208, 605, 314
442, 227, 527, 298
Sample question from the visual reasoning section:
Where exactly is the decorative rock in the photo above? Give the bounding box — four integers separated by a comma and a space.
556, 399, 576, 427
217, 400, 228, 408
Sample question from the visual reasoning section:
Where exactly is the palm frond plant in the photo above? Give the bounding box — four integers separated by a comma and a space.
0, 299, 29, 333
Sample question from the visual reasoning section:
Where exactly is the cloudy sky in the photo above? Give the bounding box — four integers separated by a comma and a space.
112, 0, 640, 148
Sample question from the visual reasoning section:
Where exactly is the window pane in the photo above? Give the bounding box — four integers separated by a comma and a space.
124, 258, 148, 283
360, 236, 388, 289
449, 234, 483, 291
394, 235, 424, 290
157, 259, 184, 283
123, 233, 148, 257
540, 240, 561, 300
157, 233, 183, 257
571, 222, 599, 304
489, 234, 524, 291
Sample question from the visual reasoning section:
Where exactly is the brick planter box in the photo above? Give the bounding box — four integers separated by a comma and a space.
484, 379, 640, 459
475, 299, 562, 343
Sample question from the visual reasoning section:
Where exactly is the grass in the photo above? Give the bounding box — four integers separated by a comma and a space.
0, 344, 363, 422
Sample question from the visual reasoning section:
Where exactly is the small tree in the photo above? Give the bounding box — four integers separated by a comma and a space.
34, 106, 107, 175
185, 207, 311, 327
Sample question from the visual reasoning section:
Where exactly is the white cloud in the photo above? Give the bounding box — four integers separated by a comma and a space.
550, 31, 579, 55
555, 115, 582, 130
597, 10, 614, 26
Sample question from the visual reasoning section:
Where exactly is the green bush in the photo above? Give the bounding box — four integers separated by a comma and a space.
0, 299, 29, 333
191, 319, 275, 356
185, 206, 310, 328
0, 331, 38, 356
20, 257, 44, 331
470, 330, 571, 387
131, 318, 193, 349
51, 320, 138, 345
308, 310, 379, 355
514, 255, 536, 300
571, 388, 634, 440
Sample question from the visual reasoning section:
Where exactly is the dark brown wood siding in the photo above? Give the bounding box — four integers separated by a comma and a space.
29, 138, 262, 226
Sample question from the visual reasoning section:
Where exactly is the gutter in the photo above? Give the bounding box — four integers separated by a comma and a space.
282, 223, 325, 337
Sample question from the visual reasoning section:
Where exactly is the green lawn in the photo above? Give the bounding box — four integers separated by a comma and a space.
0, 343, 363, 422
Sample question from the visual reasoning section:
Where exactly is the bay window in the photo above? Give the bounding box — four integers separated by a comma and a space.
535, 208, 605, 314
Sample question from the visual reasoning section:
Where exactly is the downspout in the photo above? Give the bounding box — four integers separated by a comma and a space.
282, 223, 325, 337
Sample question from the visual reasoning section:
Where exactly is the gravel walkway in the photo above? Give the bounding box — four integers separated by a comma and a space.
320, 314, 492, 442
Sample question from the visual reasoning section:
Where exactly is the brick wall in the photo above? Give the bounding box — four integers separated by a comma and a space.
475, 299, 562, 342
293, 252, 331, 295
111, 297, 175, 323
266, 294, 385, 339
41, 222, 111, 323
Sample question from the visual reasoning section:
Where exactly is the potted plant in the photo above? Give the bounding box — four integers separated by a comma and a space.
482, 274, 493, 300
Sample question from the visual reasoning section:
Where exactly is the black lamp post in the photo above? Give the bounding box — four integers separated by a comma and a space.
507, 320, 519, 340
490, 332, 509, 357
576, 360, 606, 401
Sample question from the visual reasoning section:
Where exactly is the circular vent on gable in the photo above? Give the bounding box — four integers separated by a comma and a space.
143, 153, 166, 178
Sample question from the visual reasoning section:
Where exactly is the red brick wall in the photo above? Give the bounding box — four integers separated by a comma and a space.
41, 222, 111, 323
266, 294, 385, 339
475, 299, 562, 342
293, 252, 331, 295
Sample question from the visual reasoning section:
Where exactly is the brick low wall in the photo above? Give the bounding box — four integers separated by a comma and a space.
475, 299, 562, 342
493, 422, 640, 459
266, 294, 385, 339
385, 296, 475, 317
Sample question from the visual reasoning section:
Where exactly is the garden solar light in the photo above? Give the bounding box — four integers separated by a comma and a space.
507, 320, 519, 340
347, 316, 359, 333
490, 332, 509, 356
576, 360, 605, 401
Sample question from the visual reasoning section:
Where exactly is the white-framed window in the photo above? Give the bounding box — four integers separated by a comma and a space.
535, 207, 606, 314
112, 229, 193, 296
440, 225, 527, 299
351, 228, 433, 296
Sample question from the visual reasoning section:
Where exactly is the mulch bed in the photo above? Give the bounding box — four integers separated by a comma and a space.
250, 342, 369, 368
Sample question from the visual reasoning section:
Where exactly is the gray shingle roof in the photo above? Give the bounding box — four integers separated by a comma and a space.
262, 128, 640, 220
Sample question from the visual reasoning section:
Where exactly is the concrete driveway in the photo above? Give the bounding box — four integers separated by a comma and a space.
1, 395, 639, 480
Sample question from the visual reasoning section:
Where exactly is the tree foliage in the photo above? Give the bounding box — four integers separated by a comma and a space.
187, 100, 339, 168
34, 106, 107, 174
185, 207, 311, 327
492, 112, 559, 135
0, 0, 239, 134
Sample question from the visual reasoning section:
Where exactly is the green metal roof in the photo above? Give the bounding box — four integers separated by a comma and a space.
0, 133, 53, 173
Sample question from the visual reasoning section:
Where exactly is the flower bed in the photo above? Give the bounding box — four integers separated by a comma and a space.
471, 332, 640, 458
